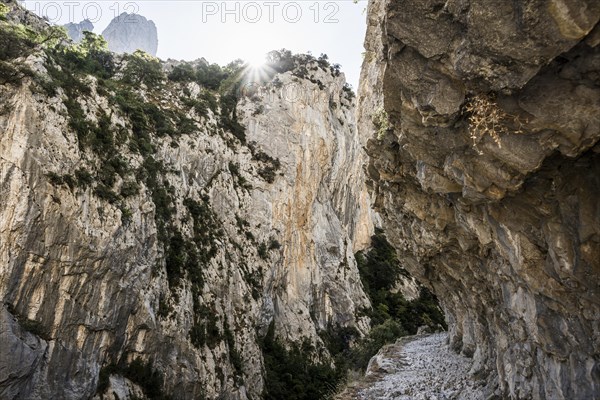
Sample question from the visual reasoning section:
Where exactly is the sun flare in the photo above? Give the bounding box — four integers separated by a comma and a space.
246, 53, 267, 69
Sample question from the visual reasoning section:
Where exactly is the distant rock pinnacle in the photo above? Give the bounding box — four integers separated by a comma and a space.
101, 13, 158, 56
62, 19, 93, 43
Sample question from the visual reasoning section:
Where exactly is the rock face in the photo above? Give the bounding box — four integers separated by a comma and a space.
101, 13, 158, 56
63, 19, 93, 43
359, 0, 600, 399
0, 4, 373, 398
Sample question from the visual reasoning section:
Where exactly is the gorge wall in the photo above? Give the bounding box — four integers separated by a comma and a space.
358, 0, 600, 399
0, 2, 374, 398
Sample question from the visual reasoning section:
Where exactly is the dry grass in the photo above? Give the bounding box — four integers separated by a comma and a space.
464, 93, 524, 154
334, 370, 379, 400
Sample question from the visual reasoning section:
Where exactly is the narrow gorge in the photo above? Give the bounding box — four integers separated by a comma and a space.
0, 0, 599, 399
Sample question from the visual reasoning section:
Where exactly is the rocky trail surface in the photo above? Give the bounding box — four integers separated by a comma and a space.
340, 333, 486, 400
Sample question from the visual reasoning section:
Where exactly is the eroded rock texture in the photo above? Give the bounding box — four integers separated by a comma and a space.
358, 0, 600, 398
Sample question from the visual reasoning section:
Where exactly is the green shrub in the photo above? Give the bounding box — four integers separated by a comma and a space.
75, 168, 93, 188
200, 91, 218, 111
257, 242, 268, 260
355, 229, 446, 332
46, 171, 64, 186
0, 23, 36, 61
266, 49, 295, 73
0, 3, 9, 20
268, 239, 281, 250
243, 269, 262, 300
89, 112, 115, 154
94, 184, 119, 203
228, 162, 251, 189
44, 32, 114, 81
168, 64, 195, 82
135, 157, 173, 240
120, 181, 140, 198
62, 174, 76, 190
63, 97, 94, 149
97, 156, 128, 188
220, 92, 246, 143
372, 107, 391, 140
111, 89, 154, 155
78, 32, 115, 78
163, 197, 222, 304
119, 205, 133, 224
302, 229, 448, 381
224, 316, 243, 381
189, 304, 220, 349
164, 230, 187, 285
19, 318, 51, 341
252, 149, 281, 183
342, 83, 355, 101
195, 62, 229, 90
98, 359, 171, 399
346, 319, 406, 371
317, 53, 330, 70
96, 363, 116, 394
261, 322, 343, 400
176, 114, 196, 135
0, 60, 33, 85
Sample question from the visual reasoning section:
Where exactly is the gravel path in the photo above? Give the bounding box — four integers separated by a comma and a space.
340, 333, 486, 400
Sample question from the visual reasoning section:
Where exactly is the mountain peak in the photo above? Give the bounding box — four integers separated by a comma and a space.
101, 12, 158, 56
63, 19, 93, 43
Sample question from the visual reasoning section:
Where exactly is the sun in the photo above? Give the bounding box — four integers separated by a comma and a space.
239, 51, 275, 87
246, 53, 267, 69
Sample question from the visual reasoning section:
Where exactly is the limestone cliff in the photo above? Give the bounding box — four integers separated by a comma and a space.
102, 13, 158, 56
358, 0, 599, 399
0, 2, 373, 398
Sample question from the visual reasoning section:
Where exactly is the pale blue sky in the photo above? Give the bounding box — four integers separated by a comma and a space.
23, 0, 368, 87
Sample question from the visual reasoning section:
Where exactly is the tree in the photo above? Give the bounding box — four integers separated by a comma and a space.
195, 62, 228, 90
167, 63, 195, 82
266, 49, 294, 73
74, 31, 114, 77
317, 53, 330, 69
38, 25, 68, 47
122, 50, 163, 86
80, 31, 108, 53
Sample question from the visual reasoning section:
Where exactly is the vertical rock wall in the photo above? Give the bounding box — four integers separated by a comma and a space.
358, 0, 599, 398
0, 4, 374, 396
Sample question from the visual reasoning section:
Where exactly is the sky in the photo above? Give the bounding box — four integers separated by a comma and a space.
21, 0, 368, 87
